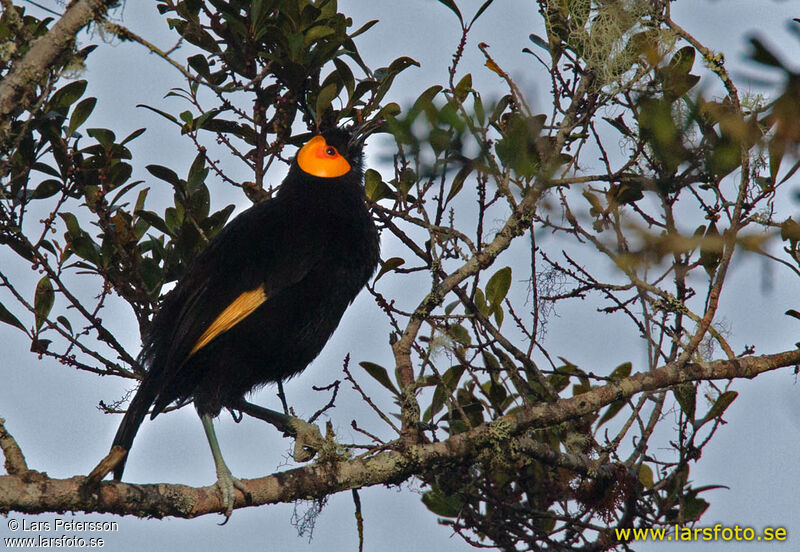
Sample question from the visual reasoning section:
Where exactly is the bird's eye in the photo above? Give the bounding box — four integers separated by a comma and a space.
325, 146, 337, 156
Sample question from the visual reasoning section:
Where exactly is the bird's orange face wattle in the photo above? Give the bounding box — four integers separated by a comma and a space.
297, 135, 351, 178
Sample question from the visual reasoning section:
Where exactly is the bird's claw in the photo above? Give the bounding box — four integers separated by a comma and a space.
214, 464, 248, 522
289, 417, 324, 462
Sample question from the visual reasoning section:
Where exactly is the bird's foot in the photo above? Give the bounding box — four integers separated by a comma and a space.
288, 417, 324, 462
213, 463, 248, 522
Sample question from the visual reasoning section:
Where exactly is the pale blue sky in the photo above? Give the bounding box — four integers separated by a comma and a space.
2, 1, 799, 550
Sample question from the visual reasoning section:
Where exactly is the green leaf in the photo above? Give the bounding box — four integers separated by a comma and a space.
421, 485, 462, 517
364, 168, 392, 201
135, 210, 172, 235
682, 496, 710, 522
749, 37, 784, 68
374, 257, 405, 283
350, 19, 378, 38
425, 364, 466, 421
448, 324, 471, 346
87, 128, 116, 149
136, 104, 180, 125
68, 97, 96, 136
780, 218, 800, 241
34, 276, 54, 331
70, 235, 102, 267
470, 0, 495, 25
474, 287, 489, 316
332, 58, 355, 98
485, 266, 512, 306
609, 362, 632, 380
315, 82, 339, 121
638, 464, 654, 489
56, 315, 72, 334
699, 222, 722, 277
453, 73, 472, 103
121, 127, 146, 145
673, 383, 697, 421
409, 85, 443, 120
31, 179, 62, 200
786, 309, 800, 321
697, 391, 738, 428
48, 80, 87, 113
359, 361, 400, 396
187, 53, 211, 80
303, 24, 334, 46
446, 163, 473, 206
528, 33, 550, 53
436, 0, 463, 23
0, 302, 26, 332
597, 399, 626, 428
146, 164, 183, 189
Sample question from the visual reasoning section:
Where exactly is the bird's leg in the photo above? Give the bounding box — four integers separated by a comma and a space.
200, 414, 247, 520
234, 399, 293, 433
234, 399, 323, 462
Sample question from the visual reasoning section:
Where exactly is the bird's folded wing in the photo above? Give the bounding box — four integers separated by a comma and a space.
188, 284, 268, 356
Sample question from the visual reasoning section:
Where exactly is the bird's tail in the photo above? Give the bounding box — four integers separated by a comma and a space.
110, 379, 157, 481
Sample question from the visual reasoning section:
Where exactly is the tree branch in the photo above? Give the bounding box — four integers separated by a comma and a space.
0, 0, 117, 127
2, 348, 796, 518
0, 418, 28, 475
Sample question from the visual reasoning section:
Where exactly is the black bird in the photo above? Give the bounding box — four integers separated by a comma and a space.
106, 128, 379, 516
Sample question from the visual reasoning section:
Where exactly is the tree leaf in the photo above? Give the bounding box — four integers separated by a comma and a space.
786, 309, 800, 321
485, 266, 512, 306
421, 485, 462, 517
749, 37, 784, 68
0, 302, 26, 332
697, 391, 738, 428
609, 361, 632, 380
699, 222, 722, 277
374, 257, 405, 283
350, 19, 378, 39
87, 128, 116, 149
146, 164, 184, 189
359, 361, 400, 396
34, 276, 54, 331
134, 210, 172, 236
528, 33, 550, 53
121, 127, 146, 145
68, 97, 96, 136
364, 168, 392, 201
136, 103, 180, 125
673, 383, 696, 421
48, 80, 87, 113
682, 496, 709, 522
448, 324, 471, 346
470, 0, 495, 26
435, 0, 463, 23
56, 315, 72, 334
316, 82, 339, 121
597, 398, 626, 428
31, 179, 62, 200
638, 464, 654, 489
454, 73, 472, 103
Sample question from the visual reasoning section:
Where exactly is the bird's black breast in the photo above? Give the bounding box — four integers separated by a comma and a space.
144, 178, 379, 417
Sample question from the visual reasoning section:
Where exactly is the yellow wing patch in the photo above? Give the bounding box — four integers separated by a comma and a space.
189, 285, 268, 356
